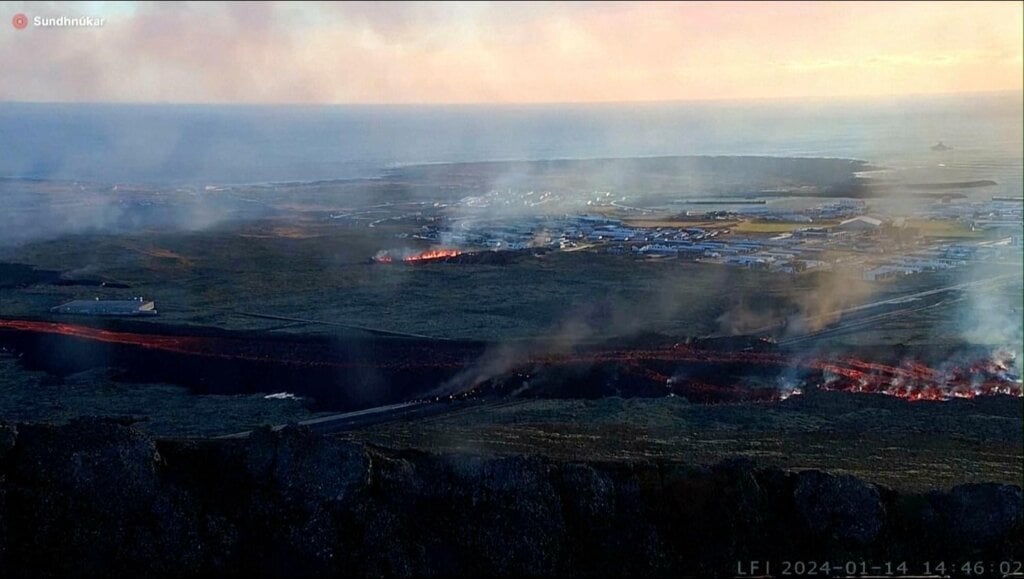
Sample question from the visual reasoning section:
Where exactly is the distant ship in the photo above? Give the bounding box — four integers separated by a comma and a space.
931, 141, 951, 151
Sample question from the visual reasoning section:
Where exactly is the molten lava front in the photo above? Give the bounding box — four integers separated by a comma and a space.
471, 344, 1023, 403
0, 319, 210, 356
373, 248, 462, 264
0, 318, 1020, 405
812, 351, 1023, 401
404, 248, 461, 262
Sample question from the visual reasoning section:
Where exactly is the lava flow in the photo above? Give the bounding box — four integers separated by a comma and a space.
404, 248, 461, 262
374, 248, 462, 264
0, 318, 1020, 405
468, 344, 1024, 403
0, 319, 211, 356
0, 318, 475, 369
811, 351, 1023, 401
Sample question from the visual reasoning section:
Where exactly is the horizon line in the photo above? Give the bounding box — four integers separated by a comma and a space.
1, 89, 1021, 108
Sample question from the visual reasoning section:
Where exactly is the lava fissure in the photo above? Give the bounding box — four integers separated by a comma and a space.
0, 319, 1019, 404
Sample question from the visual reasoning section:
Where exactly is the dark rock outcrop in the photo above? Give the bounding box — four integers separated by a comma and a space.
0, 418, 1019, 578
793, 470, 884, 545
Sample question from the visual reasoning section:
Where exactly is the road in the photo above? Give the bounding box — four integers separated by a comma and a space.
778, 273, 1021, 347
233, 311, 453, 341
217, 399, 445, 438
731, 273, 1021, 341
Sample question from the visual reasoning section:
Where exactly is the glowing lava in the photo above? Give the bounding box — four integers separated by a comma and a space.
403, 248, 462, 263
374, 248, 462, 264
812, 354, 1022, 401
0, 319, 208, 355
1, 318, 1019, 403
492, 344, 1023, 403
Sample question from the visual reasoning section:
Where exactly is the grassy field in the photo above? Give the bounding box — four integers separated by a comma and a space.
336, 392, 1023, 492
904, 218, 983, 238
0, 355, 314, 436
725, 218, 986, 238
730, 220, 836, 233
621, 219, 732, 229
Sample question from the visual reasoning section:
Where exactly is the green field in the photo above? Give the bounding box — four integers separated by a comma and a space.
904, 218, 983, 238
337, 392, 1023, 492
731, 220, 834, 233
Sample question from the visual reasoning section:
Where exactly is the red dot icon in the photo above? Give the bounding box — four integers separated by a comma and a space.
12, 13, 28, 29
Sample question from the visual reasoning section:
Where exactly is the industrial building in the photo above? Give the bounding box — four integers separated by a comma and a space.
863, 266, 916, 281
50, 297, 157, 316
836, 216, 883, 231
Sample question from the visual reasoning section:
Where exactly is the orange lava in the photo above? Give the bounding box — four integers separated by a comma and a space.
373, 248, 461, 264
1, 319, 1019, 402
0, 318, 471, 369
403, 248, 461, 262
517, 344, 1022, 402
0, 319, 209, 355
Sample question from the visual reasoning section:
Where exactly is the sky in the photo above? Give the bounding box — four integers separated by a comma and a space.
1, 1, 1021, 104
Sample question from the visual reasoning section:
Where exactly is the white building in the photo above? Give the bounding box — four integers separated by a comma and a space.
862, 266, 917, 281
51, 297, 157, 316
638, 244, 678, 254
836, 216, 883, 231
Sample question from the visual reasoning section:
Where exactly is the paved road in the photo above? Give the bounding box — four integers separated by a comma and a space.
217, 400, 439, 439
233, 311, 453, 340
733, 273, 1021, 340
778, 273, 1021, 347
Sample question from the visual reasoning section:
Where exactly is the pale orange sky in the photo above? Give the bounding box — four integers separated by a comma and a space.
1, 1, 1021, 103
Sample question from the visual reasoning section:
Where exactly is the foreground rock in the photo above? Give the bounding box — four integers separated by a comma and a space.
0, 419, 1019, 578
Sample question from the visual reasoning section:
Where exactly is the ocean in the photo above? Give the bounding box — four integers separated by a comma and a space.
0, 92, 1020, 194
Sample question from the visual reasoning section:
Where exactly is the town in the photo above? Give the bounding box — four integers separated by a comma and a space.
341, 186, 1023, 280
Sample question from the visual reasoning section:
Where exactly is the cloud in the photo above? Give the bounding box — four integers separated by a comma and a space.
0, 1, 1021, 103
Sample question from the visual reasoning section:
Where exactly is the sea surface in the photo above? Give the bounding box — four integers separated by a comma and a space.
0, 92, 1020, 194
